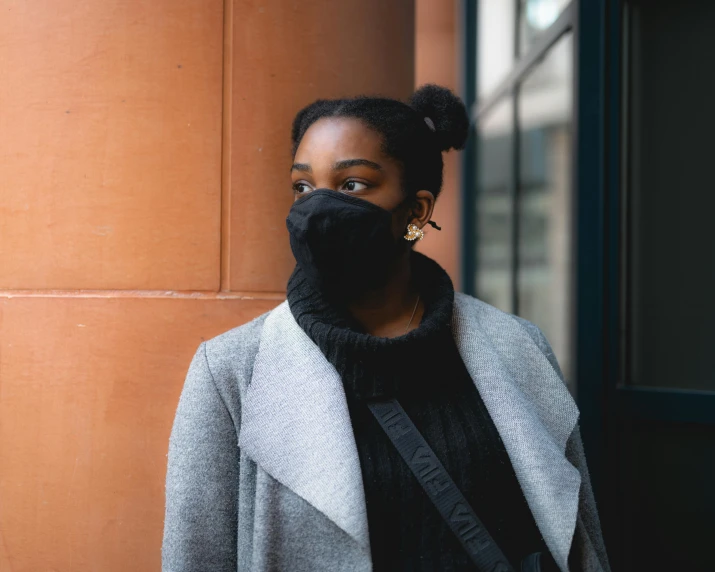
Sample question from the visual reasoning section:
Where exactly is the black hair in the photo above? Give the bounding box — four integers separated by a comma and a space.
290, 84, 469, 200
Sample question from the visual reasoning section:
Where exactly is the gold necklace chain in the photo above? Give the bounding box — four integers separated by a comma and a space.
404, 294, 421, 334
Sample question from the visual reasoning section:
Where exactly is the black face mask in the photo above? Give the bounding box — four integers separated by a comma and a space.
286, 189, 408, 300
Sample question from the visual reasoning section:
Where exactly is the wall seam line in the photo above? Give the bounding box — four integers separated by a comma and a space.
219, 0, 233, 292
0, 290, 286, 300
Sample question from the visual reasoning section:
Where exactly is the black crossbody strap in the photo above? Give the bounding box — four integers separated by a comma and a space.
367, 398, 516, 572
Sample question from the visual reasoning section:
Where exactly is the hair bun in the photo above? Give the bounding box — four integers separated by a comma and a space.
408, 84, 469, 152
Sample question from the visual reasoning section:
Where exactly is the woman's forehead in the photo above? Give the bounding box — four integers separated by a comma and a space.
295, 117, 385, 162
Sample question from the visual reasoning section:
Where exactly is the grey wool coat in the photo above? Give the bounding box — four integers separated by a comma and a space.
162, 293, 611, 572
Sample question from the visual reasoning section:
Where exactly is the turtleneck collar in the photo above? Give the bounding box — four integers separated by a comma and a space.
286, 251, 455, 400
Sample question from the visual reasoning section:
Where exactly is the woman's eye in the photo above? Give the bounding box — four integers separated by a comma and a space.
293, 183, 312, 194
343, 180, 368, 192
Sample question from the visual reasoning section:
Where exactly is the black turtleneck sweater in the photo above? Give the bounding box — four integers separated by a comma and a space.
286, 252, 553, 571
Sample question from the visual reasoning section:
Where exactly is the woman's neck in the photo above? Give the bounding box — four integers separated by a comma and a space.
346, 253, 424, 338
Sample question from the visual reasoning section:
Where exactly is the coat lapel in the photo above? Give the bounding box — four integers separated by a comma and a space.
240, 295, 581, 572
453, 293, 581, 571
238, 301, 371, 555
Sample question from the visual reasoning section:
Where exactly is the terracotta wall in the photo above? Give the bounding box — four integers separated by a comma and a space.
0, 1, 415, 570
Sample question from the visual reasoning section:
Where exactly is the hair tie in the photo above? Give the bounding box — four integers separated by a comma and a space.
424, 116, 436, 132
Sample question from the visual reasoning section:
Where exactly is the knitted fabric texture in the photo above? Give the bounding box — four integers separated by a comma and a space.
286, 251, 551, 571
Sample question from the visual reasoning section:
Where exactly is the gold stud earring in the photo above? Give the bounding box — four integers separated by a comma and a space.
404, 223, 425, 241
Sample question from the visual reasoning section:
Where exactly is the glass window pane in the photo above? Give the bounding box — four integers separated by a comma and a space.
478, 0, 515, 100
476, 97, 514, 314
519, 0, 571, 56
517, 33, 574, 384
625, 0, 715, 390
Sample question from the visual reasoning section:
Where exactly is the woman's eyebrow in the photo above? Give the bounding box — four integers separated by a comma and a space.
333, 159, 383, 172
290, 163, 312, 173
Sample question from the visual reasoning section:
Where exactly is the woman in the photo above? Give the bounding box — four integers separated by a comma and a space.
162, 85, 610, 572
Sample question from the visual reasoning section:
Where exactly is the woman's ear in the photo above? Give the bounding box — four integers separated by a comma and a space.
408, 190, 436, 229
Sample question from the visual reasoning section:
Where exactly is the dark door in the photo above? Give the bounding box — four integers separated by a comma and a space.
603, 0, 715, 569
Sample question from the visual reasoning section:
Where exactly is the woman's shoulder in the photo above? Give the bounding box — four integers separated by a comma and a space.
453, 291, 563, 380
454, 290, 540, 333
199, 306, 275, 389
204, 308, 271, 355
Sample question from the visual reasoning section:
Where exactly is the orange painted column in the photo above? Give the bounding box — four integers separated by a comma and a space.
0, 1, 414, 570
414, 0, 463, 289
